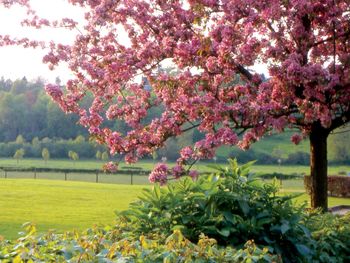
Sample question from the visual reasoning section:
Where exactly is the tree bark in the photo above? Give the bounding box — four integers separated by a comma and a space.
309, 125, 329, 211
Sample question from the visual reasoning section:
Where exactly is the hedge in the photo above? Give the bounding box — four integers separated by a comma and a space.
0, 166, 150, 175
304, 176, 350, 197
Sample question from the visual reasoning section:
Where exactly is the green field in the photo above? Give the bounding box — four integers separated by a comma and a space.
0, 179, 149, 240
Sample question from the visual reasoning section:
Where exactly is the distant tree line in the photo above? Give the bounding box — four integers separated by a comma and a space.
0, 77, 89, 141
0, 135, 107, 160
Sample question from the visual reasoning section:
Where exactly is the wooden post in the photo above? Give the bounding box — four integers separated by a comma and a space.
4, 170, 7, 179
131, 173, 133, 185
96, 171, 99, 183
34, 168, 37, 179
65, 172, 67, 181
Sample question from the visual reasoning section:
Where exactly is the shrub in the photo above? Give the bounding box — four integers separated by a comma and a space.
305, 212, 350, 263
304, 176, 350, 197
118, 159, 314, 262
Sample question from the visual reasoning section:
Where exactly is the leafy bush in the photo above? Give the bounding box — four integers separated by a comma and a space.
118, 159, 314, 262
304, 176, 350, 197
0, 222, 280, 262
305, 212, 350, 263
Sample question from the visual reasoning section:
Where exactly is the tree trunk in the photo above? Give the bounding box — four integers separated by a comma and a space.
309, 125, 329, 211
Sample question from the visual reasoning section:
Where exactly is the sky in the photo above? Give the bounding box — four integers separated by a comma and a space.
0, 0, 84, 82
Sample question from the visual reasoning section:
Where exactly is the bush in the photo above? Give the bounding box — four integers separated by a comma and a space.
304, 176, 350, 197
118, 159, 314, 262
305, 212, 350, 263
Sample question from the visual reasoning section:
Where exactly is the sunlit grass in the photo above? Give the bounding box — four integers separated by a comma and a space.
0, 179, 148, 240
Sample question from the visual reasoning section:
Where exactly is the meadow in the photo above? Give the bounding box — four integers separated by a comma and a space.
0, 179, 149, 240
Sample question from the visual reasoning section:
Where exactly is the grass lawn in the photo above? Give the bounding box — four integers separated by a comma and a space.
0, 179, 148, 240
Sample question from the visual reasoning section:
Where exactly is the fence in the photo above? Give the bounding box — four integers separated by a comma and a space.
0, 167, 308, 190
0, 168, 151, 185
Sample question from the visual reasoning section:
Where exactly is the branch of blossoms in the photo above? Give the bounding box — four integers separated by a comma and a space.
2, 0, 350, 185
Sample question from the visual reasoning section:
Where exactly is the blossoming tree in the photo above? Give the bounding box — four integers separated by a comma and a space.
2, 0, 350, 210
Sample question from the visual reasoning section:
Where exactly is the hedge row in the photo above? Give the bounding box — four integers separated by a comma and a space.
304, 176, 350, 197
0, 166, 150, 175
257, 172, 304, 180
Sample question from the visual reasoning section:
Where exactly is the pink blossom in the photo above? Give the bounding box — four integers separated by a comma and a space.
102, 162, 118, 173
45, 84, 63, 101
172, 164, 185, 179
291, 134, 303, 145
149, 163, 168, 185
189, 170, 199, 180
206, 56, 218, 73
180, 146, 194, 160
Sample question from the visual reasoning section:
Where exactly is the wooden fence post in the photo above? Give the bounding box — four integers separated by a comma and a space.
131, 173, 133, 185
96, 171, 99, 183
34, 168, 37, 179
65, 172, 67, 181
4, 170, 7, 179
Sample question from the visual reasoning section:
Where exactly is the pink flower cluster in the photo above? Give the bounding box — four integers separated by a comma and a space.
102, 162, 118, 173
291, 134, 303, 145
149, 163, 168, 185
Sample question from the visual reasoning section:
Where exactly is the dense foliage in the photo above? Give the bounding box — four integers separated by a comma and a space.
119, 160, 313, 261
306, 212, 350, 262
0, 223, 280, 263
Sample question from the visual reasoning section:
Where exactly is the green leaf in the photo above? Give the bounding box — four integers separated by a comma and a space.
206, 164, 225, 172
217, 227, 231, 237
238, 200, 250, 215
223, 211, 235, 224
240, 160, 257, 171
295, 244, 311, 256
281, 223, 290, 234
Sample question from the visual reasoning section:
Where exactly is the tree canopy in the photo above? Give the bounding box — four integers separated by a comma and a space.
2, 0, 350, 209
